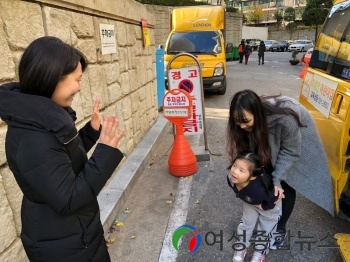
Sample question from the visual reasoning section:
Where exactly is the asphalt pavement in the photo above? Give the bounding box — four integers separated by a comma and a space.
106, 52, 350, 262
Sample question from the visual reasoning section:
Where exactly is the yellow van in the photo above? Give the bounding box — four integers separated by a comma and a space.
164, 6, 227, 95
299, 0, 350, 260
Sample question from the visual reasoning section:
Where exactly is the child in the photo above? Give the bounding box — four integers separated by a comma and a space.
227, 152, 281, 262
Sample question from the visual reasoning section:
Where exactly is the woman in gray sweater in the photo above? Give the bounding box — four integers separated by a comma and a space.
227, 89, 334, 247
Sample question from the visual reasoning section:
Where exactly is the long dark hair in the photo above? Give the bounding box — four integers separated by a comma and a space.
260, 94, 305, 128
227, 89, 305, 166
231, 152, 273, 191
19, 36, 87, 98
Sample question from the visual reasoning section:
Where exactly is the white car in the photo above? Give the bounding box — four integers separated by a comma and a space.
264, 40, 278, 51
288, 40, 314, 52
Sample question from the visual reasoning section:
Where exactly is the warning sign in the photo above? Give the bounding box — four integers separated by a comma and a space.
178, 79, 194, 93
163, 89, 192, 126
168, 67, 203, 135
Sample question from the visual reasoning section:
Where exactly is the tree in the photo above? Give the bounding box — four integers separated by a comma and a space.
286, 21, 297, 39
284, 7, 296, 23
283, 7, 296, 39
274, 10, 283, 30
246, 4, 264, 25
302, 0, 333, 42
242, 13, 247, 24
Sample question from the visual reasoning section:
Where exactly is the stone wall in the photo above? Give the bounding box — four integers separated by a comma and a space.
225, 12, 243, 46
0, 1, 243, 259
147, 4, 172, 47
0, 0, 157, 260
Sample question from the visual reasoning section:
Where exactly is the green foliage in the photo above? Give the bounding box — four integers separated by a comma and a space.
302, 0, 332, 27
274, 10, 283, 29
302, 0, 332, 42
274, 10, 283, 23
226, 7, 239, 13
246, 5, 264, 25
291, 50, 299, 60
242, 13, 247, 24
135, 0, 207, 6
284, 7, 296, 22
286, 21, 297, 31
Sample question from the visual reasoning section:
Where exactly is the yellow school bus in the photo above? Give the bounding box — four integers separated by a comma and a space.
164, 6, 227, 95
299, 0, 350, 260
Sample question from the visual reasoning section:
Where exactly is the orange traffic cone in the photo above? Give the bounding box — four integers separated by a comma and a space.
168, 125, 198, 177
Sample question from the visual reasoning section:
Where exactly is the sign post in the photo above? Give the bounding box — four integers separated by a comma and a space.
163, 89, 198, 177
167, 53, 209, 161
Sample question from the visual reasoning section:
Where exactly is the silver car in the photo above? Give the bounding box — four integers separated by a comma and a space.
288, 40, 314, 52
264, 40, 278, 51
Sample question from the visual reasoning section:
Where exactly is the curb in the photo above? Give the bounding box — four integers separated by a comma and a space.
98, 115, 170, 235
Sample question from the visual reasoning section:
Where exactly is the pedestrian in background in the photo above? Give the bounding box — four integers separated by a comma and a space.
227, 89, 334, 249
228, 152, 281, 262
238, 39, 245, 64
0, 36, 125, 262
244, 40, 252, 65
258, 41, 266, 65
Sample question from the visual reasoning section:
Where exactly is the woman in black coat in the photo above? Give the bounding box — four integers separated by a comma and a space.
258, 41, 266, 65
0, 36, 125, 262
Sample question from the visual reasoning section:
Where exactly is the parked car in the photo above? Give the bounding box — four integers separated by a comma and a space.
246, 38, 262, 51
288, 39, 314, 52
264, 40, 278, 51
270, 40, 289, 52
279, 40, 290, 50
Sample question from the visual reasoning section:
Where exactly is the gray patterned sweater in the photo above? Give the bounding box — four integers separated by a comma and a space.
265, 96, 334, 216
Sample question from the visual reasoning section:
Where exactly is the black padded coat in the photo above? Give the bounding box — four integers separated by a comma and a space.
0, 83, 124, 262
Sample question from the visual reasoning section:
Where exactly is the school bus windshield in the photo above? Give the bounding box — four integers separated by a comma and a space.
310, 1, 350, 80
166, 31, 222, 55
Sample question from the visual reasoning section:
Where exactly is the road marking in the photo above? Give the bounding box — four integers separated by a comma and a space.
158, 178, 192, 262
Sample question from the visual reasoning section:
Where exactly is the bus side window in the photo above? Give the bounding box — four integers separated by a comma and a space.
332, 26, 350, 80
311, 9, 350, 75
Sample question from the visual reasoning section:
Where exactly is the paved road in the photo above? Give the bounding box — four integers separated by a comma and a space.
107, 51, 350, 262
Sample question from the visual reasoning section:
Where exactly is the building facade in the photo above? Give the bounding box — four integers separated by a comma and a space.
196, 0, 306, 26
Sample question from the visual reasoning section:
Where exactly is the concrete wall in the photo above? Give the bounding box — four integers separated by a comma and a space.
269, 28, 317, 41
0, 0, 157, 260
242, 25, 316, 42
242, 26, 269, 41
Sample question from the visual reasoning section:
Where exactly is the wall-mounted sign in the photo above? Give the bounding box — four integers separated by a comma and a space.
99, 24, 116, 55
141, 18, 151, 47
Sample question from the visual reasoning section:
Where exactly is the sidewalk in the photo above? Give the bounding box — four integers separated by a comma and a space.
104, 116, 181, 261
97, 114, 170, 235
